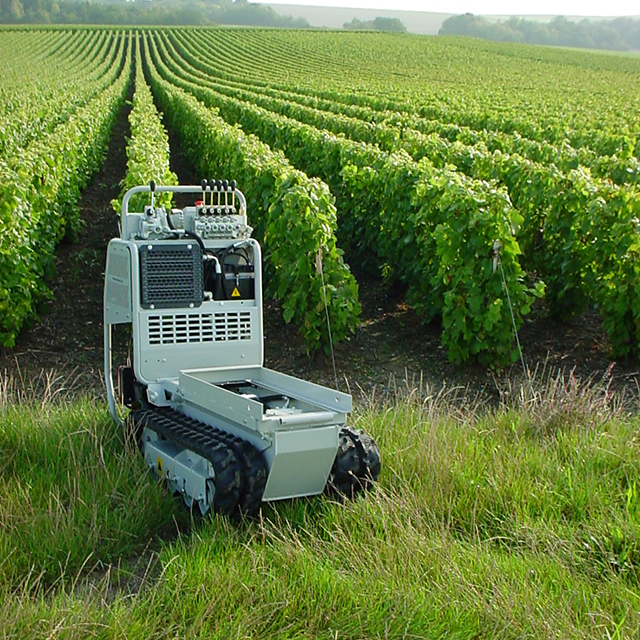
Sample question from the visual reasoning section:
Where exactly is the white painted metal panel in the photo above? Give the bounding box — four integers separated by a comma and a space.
104, 241, 132, 324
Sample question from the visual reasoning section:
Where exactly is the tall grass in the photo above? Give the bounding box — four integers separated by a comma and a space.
0, 372, 188, 589
1, 369, 639, 638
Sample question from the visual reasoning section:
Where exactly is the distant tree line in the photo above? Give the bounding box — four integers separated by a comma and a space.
439, 14, 640, 51
0, 0, 310, 27
343, 16, 406, 33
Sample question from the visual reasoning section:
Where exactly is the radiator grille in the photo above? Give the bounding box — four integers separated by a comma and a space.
148, 311, 252, 345
140, 242, 203, 309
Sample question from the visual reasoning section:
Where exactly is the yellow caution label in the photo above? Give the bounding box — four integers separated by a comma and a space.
231, 287, 241, 298
157, 457, 163, 474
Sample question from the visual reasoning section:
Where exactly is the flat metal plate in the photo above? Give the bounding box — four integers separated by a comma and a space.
262, 425, 339, 501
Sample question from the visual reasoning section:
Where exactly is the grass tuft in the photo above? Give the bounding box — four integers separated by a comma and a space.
495, 363, 627, 439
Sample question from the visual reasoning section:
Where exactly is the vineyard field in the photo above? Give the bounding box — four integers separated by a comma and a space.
3, 27, 640, 640
1, 26, 640, 364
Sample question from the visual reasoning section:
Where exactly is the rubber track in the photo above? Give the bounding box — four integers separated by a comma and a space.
345, 427, 381, 490
160, 407, 268, 517
327, 427, 381, 499
133, 407, 267, 516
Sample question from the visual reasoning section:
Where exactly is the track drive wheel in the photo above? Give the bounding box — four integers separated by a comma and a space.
327, 427, 381, 499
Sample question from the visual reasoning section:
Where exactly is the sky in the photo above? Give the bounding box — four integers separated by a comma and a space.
258, 0, 638, 17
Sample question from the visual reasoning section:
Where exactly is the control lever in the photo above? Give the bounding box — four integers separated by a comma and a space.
201, 179, 207, 209
209, 179, 216, 209
222, 179, 229, 212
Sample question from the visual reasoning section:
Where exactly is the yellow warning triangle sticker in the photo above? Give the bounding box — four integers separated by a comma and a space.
231, 287, 241, 298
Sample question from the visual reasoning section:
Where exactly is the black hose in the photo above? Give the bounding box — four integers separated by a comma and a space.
165, 209, 176, 231
183, 230, 205, 255
203, 253, 221, 295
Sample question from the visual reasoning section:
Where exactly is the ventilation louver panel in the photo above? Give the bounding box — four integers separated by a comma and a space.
140, 242, 203, 309
148, 311, 252, 345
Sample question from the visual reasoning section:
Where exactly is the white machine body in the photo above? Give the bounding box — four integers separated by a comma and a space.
104, 184, 352, 509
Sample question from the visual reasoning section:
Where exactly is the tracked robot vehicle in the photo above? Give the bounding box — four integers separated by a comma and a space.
104, 182, 380, 516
